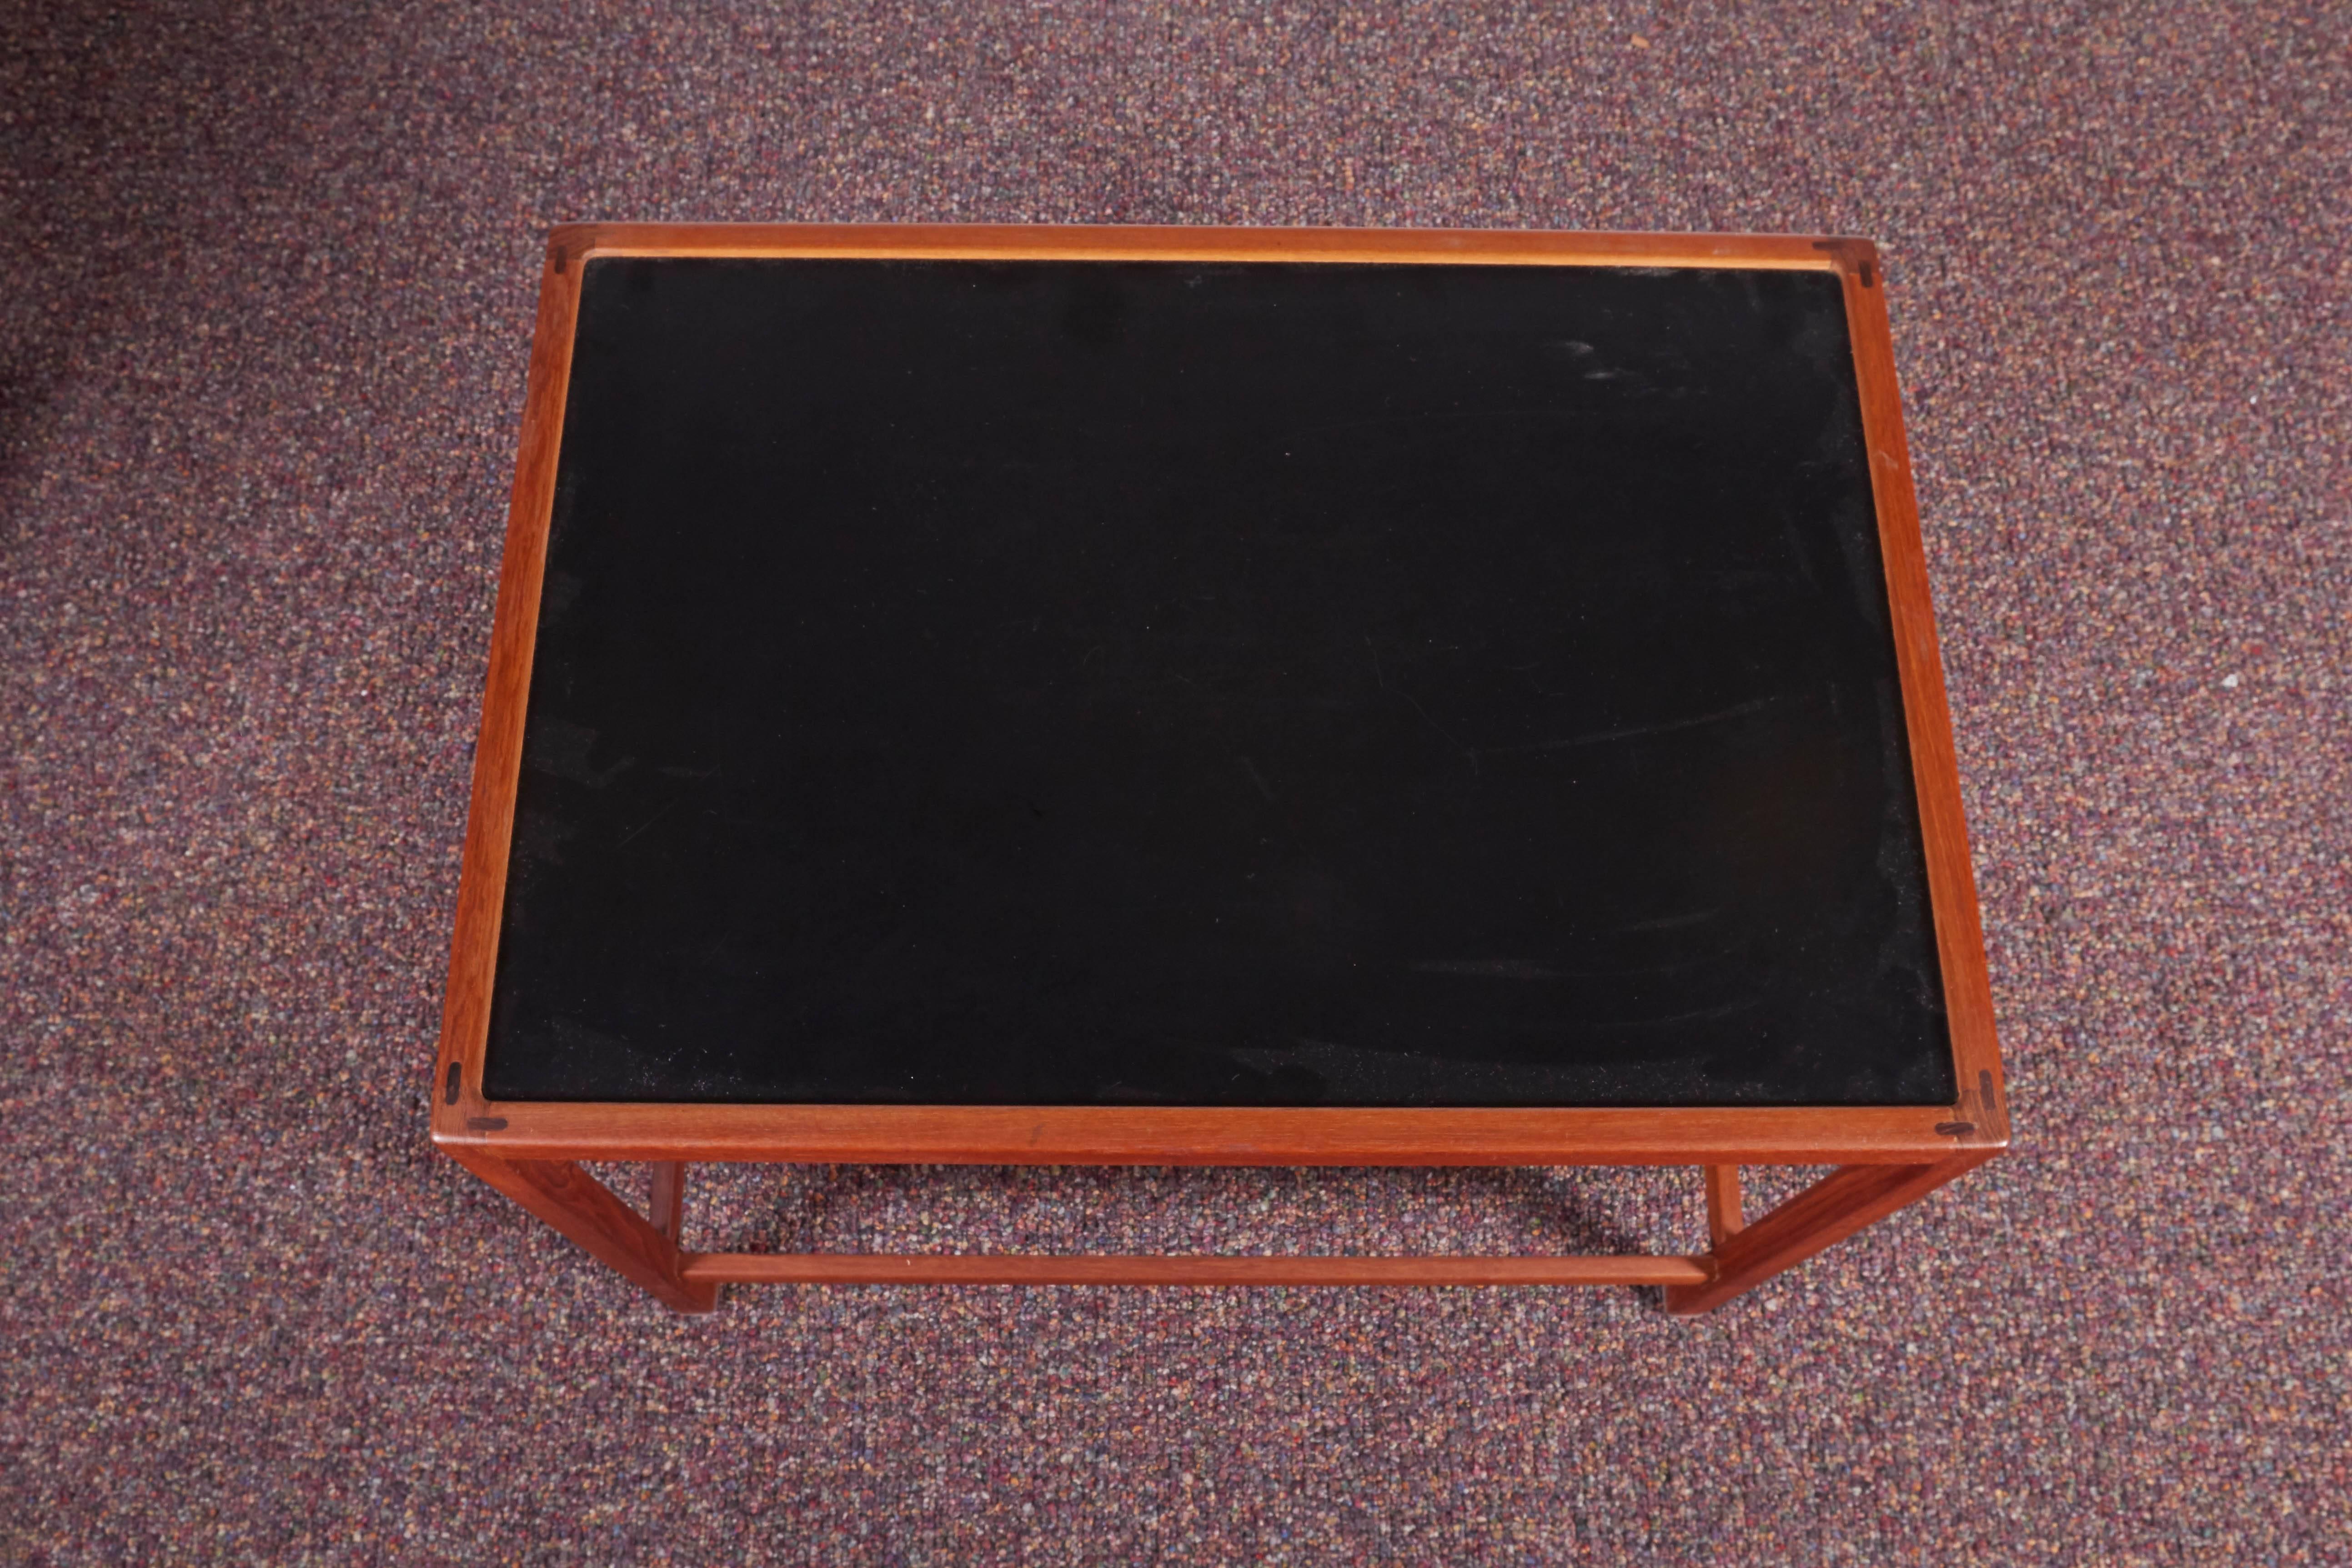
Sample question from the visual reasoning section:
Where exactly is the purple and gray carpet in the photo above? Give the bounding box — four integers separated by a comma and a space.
3, 2, 2344, 1561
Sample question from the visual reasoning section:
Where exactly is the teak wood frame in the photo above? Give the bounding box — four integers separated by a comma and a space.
431, 223, 2007, 1317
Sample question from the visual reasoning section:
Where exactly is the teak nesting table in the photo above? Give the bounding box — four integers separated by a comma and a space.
432, 223, 2006, 1315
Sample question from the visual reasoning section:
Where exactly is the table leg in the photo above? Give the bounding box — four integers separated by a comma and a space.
1704, 1165, 1745, 1249
649, 1161, 687, 1245
1666, 1153, 1993, 1316
451, 1149, 718, 1314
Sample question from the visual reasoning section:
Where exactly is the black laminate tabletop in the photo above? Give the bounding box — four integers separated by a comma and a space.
479, 255, 1955, 1108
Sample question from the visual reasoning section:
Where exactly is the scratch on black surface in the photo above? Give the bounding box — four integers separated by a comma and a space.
1239, 756, 1276, 800
525, 717, 636, 788
1619, 996, 1762, 1028
1623, 907, 1722, 931
1278, 404, 1585, 446
1488, 695, 1775, 754
617, 768, 720, 847
1413, 959, 1561, 980
616, 794, 687, 848
1367, 636, 1480, 775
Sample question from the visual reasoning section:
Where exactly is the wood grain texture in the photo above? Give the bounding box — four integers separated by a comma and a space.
648, 1161, 686, 1245
1706, 1165, 1746, 1249
552, 221, 1845, 271
1663, 1151, 1996, 1315
436, 1102, 1974, 1166
681, 1252, 1713, 1287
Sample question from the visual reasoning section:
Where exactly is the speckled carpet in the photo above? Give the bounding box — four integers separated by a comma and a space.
4, 3, 2345, 1562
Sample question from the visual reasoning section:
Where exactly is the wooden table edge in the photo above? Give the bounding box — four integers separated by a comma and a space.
544, 221, 1856, 271
429, 1100, 2006, 1167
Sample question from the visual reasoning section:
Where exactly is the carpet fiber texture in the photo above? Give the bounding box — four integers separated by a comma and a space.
3, 2, 2345, 1563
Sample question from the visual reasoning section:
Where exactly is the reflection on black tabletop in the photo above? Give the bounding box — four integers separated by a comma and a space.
481, 257, 1953, 1108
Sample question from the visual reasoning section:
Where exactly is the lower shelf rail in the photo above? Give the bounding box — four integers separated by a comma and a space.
680, 1253, 1714, 1287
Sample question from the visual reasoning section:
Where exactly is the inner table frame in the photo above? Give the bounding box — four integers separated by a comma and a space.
431, 223, 2007, 1316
